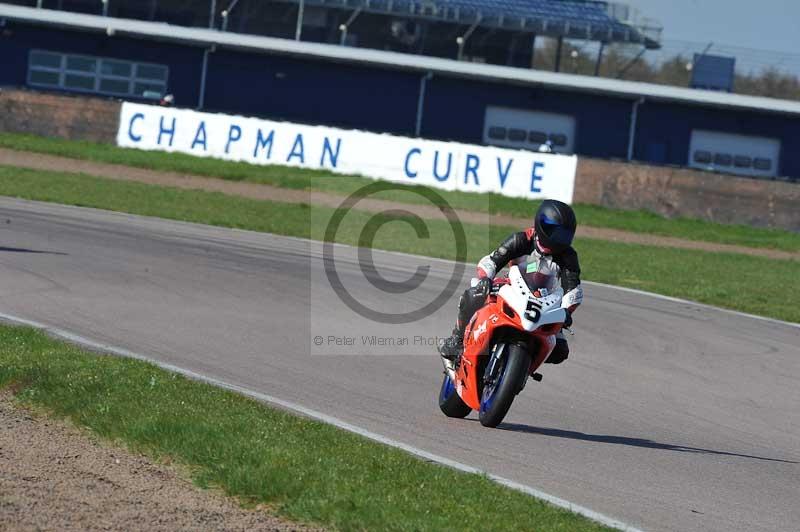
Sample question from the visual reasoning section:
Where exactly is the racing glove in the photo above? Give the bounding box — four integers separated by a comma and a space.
471, 277, 492, 298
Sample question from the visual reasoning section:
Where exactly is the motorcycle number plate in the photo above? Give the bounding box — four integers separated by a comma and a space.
524, 299, 542, 324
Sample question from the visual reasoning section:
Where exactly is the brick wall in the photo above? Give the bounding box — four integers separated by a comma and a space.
576, 159, 800, 232
0, 88, 120, 143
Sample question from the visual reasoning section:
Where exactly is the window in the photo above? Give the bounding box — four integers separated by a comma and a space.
734, 156, 752, 168
28, 50, 168, 99
100, 78, 131, 94
30, 50, 62, 69
64, 73, 95, 91
28, 70, 60, 85
66, 56, 96, 72
508, 128, 527, 142
549, 133, 568, 147
487, 127, 507, 140
753, 158, 772, 171
693, 150, 713, 164
713, 153, 733, 166
528, 131, 548, 144
101, 60, 132, 77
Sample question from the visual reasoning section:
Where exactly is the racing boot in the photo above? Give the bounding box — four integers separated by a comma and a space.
545, 333, 570, 364
438, 327, 464, 361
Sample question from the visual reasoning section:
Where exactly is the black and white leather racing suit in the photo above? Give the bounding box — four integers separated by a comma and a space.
445, 227, 583, 364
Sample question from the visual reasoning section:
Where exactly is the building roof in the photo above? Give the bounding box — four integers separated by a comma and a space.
285, 0, 660, 48
3, 4, 800, 117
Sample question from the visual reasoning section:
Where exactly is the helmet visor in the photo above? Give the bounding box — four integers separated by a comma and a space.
539, 214, 575, 249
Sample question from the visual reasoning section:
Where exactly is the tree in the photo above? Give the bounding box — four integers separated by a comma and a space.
528, 39, 800, 102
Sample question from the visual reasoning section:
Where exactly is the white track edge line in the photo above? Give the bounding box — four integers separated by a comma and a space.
323, 239, 800, 330
0, 310, 644, 532
3, 197, 797, 330
582, 281, 800, 330
328, 241, 800, 330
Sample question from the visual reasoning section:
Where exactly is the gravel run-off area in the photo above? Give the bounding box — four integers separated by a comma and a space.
0, 391, 321, 532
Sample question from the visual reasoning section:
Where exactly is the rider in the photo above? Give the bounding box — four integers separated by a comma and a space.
439, 199, 583, 364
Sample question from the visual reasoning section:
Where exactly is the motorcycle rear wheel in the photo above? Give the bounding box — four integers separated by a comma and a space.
438, 374, 472, 418
479, 342, 530, 428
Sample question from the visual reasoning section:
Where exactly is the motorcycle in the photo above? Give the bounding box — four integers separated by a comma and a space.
438, 264, 568, 428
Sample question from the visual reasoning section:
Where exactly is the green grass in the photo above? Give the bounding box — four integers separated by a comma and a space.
1, 165, 798, 323
0, 325, 611, 531
2, 132, 799, 252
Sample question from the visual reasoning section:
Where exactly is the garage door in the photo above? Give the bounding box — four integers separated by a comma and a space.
484, 106, 576, 154
689, 130, 781, 178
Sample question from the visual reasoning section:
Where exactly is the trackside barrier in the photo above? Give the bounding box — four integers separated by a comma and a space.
116, 102, 577, 203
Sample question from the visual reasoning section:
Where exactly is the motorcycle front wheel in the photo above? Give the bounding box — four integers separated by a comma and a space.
438, 374, 472, 418
479, 342, 530, 428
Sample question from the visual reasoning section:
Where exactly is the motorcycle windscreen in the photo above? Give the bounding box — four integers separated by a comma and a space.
519, 258, 560, 293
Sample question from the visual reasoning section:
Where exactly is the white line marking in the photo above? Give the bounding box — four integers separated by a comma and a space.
2, 197, 794, 532
277, 234, 800, 330
2, 196, 797, 330
0, 310, 644, 532
583, 281, 800, 330
331, 239, 800, 330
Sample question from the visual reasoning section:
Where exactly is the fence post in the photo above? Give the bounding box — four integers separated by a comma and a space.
198, 48, 211, 110
295, 0, 305, 40
627, 97, 644, 161
209, 0, 217, 29
415, 72, 433, 137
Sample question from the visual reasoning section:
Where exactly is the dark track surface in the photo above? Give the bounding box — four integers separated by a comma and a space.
0, 197, 797, 532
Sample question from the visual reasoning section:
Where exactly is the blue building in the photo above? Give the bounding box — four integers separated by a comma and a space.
1, 3, 799, 180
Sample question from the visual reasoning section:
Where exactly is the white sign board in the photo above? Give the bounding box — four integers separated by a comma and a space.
117, 102, 577, 203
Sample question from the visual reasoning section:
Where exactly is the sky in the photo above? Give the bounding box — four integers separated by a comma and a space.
624, 0, 800, 54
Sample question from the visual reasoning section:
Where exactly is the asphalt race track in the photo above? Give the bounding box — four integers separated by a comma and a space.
0, 196, 798, 532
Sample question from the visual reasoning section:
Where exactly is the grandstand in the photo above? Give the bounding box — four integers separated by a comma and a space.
8, 0, 661, 69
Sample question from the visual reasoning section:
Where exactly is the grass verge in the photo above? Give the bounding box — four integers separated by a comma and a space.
2, 132, 799, 252
0, 324, 612, 531
1, 165, 798, 323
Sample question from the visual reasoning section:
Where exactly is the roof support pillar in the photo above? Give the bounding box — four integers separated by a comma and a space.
208, 0, 216, 28
295, 0, 304, 40
415, 72, 433, 137
627, 97, 644, 161
506, 33, 519, 66
554, 36, 563, 72
456, 17, 482, 61
339, 8, 362, 46
220, 0, 240, 32
149, 0, 158, 22
594, 41, 605, 76
616, 46, 646, 79
198, 47, 210, 110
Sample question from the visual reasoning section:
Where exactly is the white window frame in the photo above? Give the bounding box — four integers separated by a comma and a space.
27, 49, 169, 99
